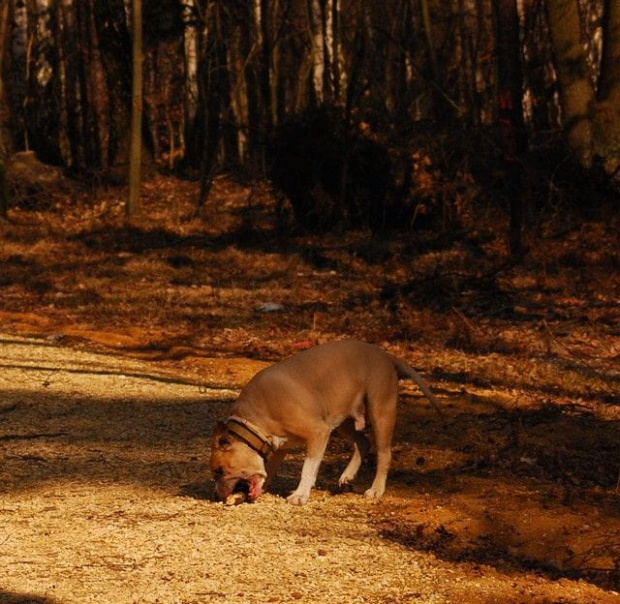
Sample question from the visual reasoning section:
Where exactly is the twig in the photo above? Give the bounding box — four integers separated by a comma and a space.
451, 306, 479, 334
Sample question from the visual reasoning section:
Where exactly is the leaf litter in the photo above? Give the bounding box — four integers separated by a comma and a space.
0, 175, 619, 603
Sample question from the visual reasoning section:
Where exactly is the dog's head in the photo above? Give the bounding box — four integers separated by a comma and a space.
210, 422, 267, 502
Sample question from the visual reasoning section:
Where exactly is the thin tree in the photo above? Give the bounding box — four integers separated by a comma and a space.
496, 0, 527, 257
0, 0, 10, 220
197, 0, 224, 208
93, 0, 133, 179
127, 0, 143, 216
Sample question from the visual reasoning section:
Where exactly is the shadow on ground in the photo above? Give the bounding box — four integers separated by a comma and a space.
2, 379, 619, 593
0, 592, 58, 604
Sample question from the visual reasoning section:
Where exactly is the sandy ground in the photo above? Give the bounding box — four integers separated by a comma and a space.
1, 333, 618, 604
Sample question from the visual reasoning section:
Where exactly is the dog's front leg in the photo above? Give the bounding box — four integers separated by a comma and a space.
264, 449, 287, 492
287, 431, 330, 505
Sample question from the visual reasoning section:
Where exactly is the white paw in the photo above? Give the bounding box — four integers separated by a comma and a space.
338, 475, 357, 492
287, 491, 310, 505
364, 486, 385, 500
338, 475, 352, 487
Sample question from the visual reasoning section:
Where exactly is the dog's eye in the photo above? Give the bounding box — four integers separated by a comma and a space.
213, 467, 224, 479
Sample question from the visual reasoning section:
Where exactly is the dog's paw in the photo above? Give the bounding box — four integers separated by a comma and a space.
363, 486, 384, 500
338, 474, 352, 487
286, 491, 310, 505
338, 477, 355, 493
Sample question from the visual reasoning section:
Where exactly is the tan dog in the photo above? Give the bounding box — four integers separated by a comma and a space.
210, 340, 441, 505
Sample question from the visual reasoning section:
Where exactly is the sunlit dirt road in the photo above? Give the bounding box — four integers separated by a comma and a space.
0, 333, 617, 604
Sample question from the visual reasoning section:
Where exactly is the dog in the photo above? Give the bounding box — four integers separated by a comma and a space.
210, 339, 441, 505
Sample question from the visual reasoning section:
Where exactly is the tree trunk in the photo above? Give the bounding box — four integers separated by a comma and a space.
420, 0, 449, 122
56, 2, 81, 168
75, 0, 107, 173
93, 0, 133, 178
10, 0, 29, 151
457, 0, 477, 126
242, 2, 261, 169
197, 1, 224, 207
308, 0, 325, 104
593, 0, 620, 176
598, 0, 620, 99
545, 0, 595, 169
183, 0, 199, 132
496, 0, 528, 258
0, 0, 9, 219
0, 159, 7, 220
547, 0, 620, 177
329, 0, 341, 104
127, 0, 143, 216
259, 0, 273, 139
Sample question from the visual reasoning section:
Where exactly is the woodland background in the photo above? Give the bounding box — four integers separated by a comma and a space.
0, 0, 619, 245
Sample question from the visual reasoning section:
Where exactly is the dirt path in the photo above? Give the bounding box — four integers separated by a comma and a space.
0, 333, 618, 604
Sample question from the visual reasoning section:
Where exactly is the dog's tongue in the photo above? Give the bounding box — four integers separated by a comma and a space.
248, 476, 263, 501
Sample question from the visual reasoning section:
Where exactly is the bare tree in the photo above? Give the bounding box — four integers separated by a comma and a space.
546, 0, 620, 177
0, 158, 6, 220
594, 0, 620, 176
128, 0, 143, 216
496, 0, 527, 257
0, 0, 9, 219
9, 0, 29, 151
93, 0, 133, 178
546, 0, 595, 169
308, 0, 325, 104
196, 0, 227, 207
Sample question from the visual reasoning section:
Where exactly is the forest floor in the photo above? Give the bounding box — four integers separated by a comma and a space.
0, 174, 619, 604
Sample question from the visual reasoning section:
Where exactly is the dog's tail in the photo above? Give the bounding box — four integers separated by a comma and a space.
389, 355, 444, 420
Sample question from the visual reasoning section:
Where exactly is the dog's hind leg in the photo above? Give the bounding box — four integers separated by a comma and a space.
336, 418, 370, 489
365, 389, 397, 500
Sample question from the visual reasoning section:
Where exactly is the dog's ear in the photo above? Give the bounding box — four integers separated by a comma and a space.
213, 421, 232, 450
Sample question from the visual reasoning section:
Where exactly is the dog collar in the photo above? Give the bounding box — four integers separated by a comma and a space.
225, 416, 275, 460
